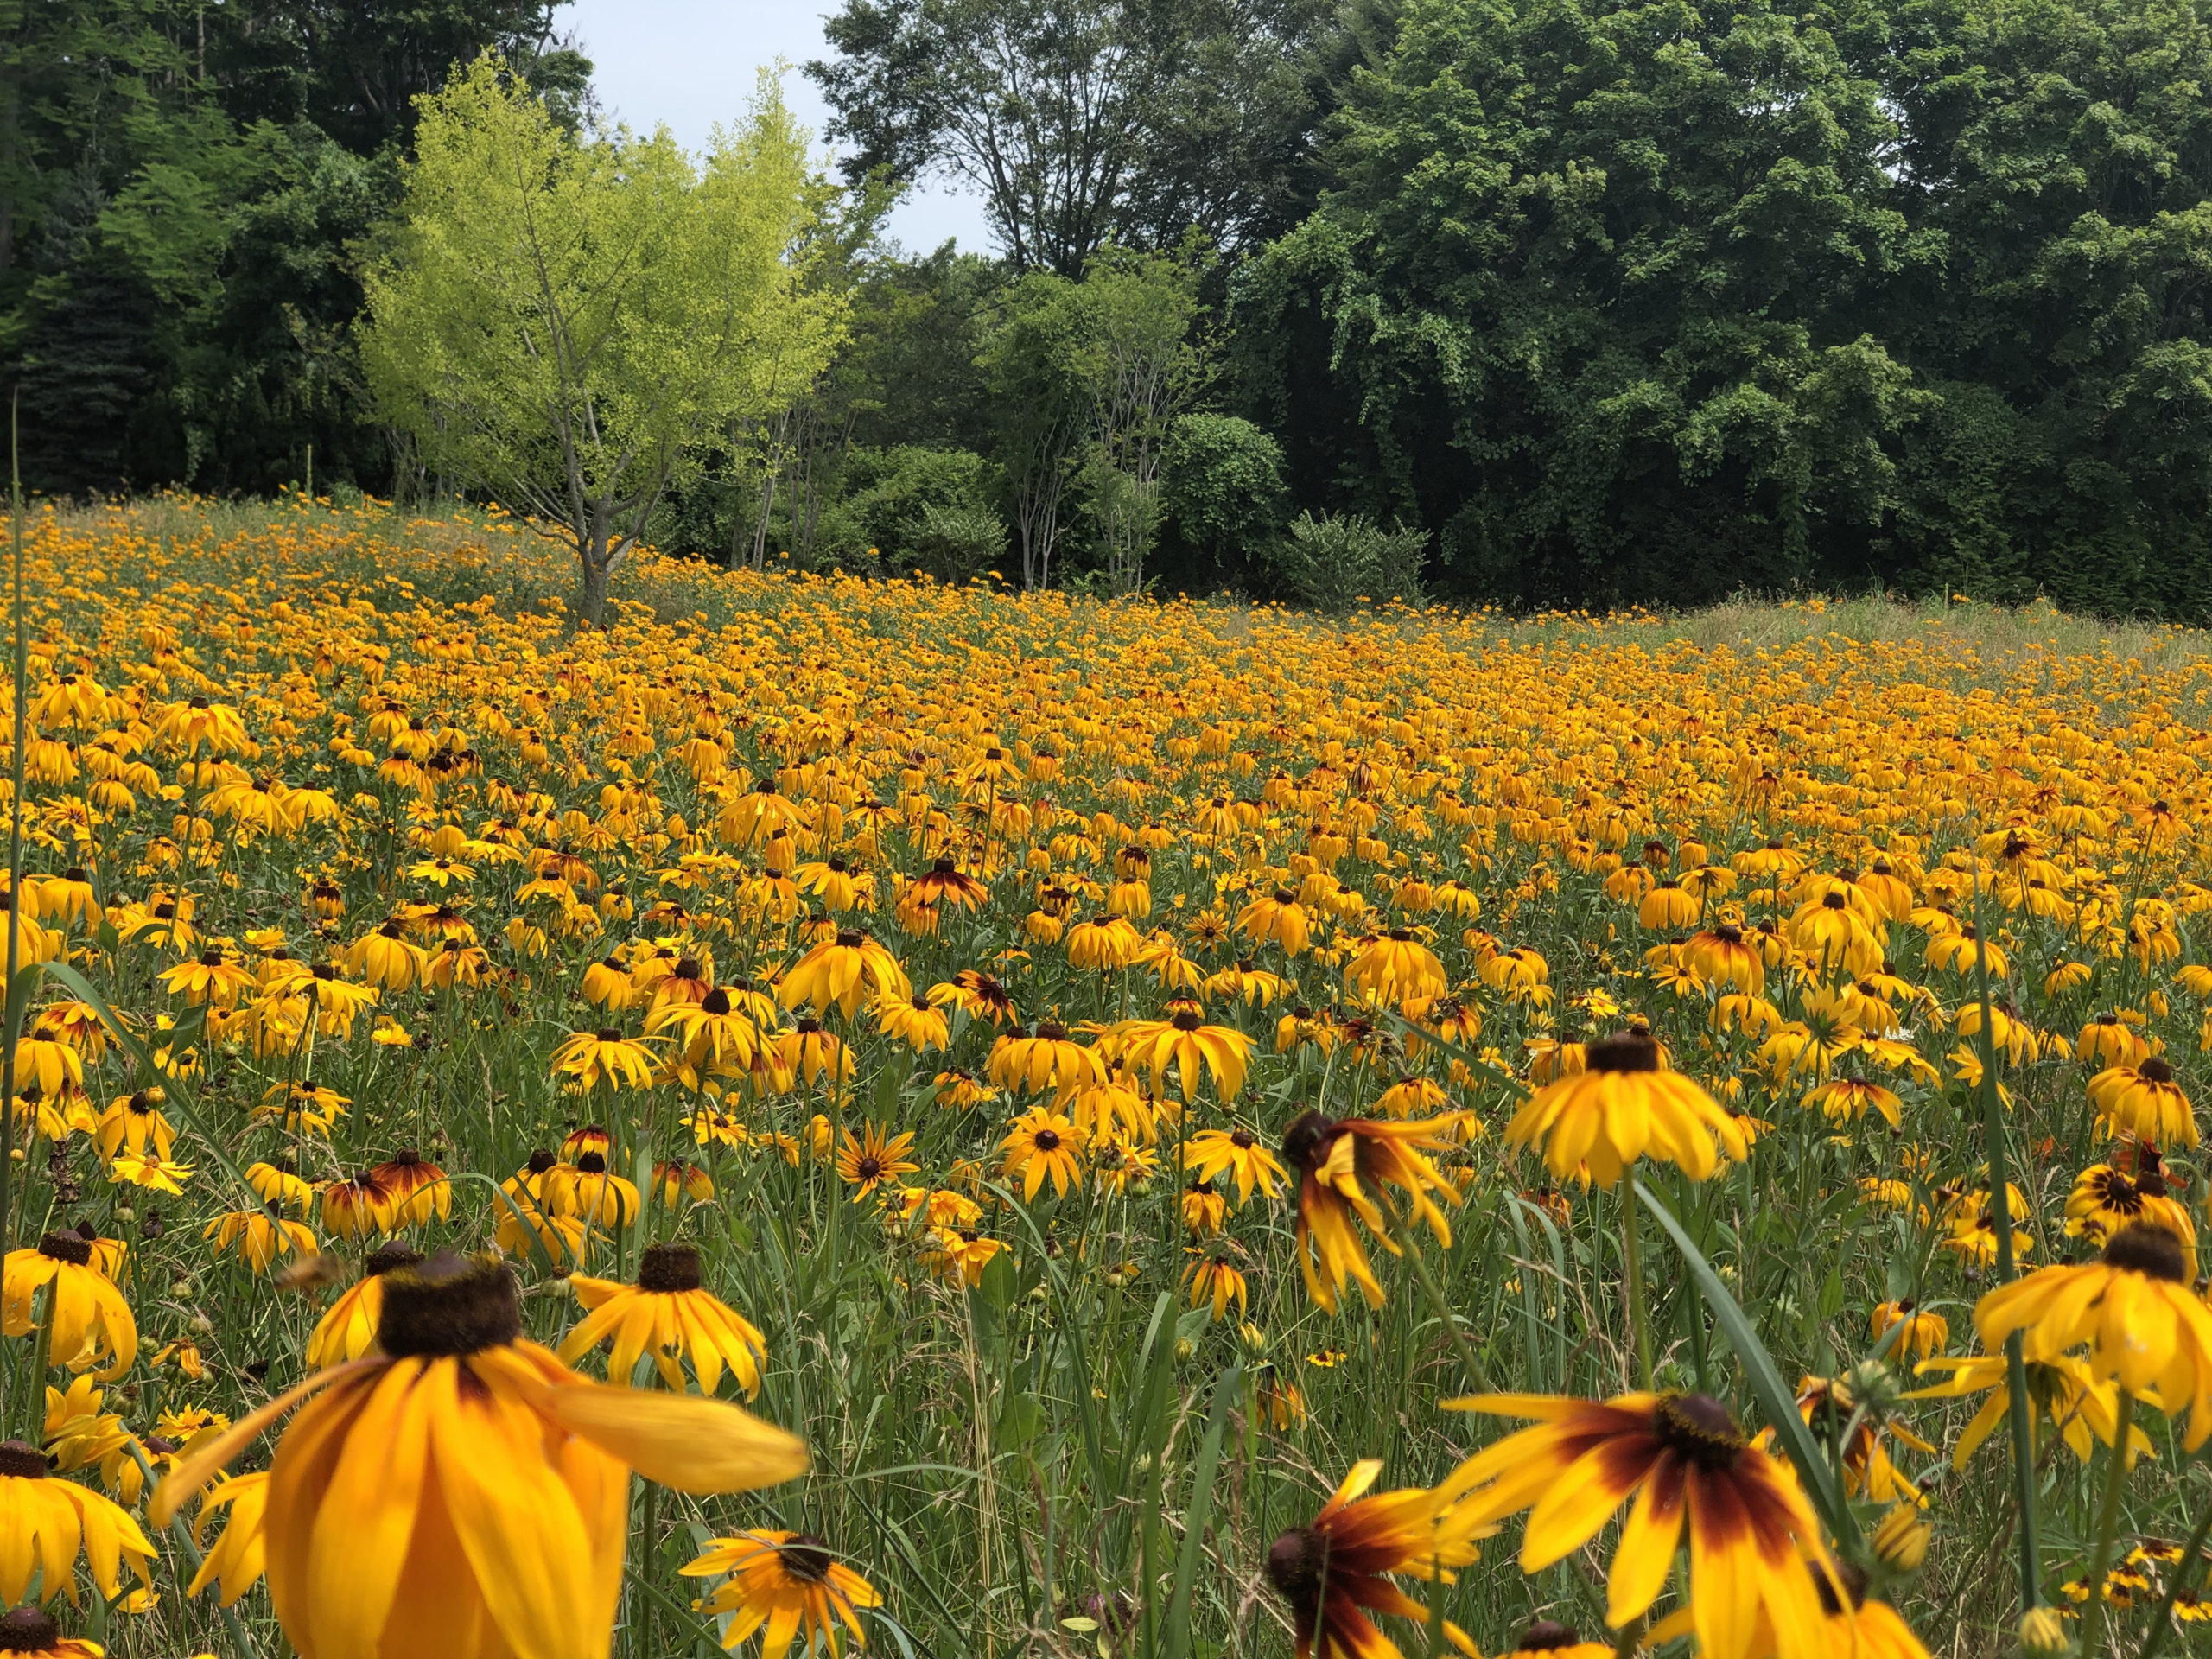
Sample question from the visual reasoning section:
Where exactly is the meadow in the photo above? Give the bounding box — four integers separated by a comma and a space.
4, 497, 2212, 1659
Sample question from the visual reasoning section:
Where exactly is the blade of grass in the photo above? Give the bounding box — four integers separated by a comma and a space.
1161, 1359, 1241, 1659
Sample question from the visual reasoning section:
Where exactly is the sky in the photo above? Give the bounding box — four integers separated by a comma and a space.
563, 0, 996, 257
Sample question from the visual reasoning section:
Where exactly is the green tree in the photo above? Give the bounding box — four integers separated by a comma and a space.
1237, 0, 1925, 607
1157, 411, 1289, 591
1859, 0, 2212, 612
977, 270, 1092, 587
359, 56, 842, 625
811, 0, 1335, 271
1079, 245, 1205, 594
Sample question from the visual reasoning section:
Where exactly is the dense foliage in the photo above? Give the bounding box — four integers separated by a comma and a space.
10, 0, 2212, 612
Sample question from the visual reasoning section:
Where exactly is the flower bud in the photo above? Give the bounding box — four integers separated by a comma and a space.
1872, 1504, 1930, 1573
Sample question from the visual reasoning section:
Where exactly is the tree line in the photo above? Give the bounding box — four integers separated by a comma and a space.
8, 0, 2212, 618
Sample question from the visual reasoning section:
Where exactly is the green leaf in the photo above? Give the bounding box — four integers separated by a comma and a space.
1161, 1360, 1241, 1659
1632, 1175, 1860, 1552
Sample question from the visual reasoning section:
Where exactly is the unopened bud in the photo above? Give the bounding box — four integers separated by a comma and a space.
1173, 1338, 1196, 1363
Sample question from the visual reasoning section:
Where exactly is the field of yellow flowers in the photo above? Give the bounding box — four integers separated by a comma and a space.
7, 498, 2212, 1659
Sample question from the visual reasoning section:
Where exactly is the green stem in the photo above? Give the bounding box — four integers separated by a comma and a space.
1621, 1181, 1653, 1390
2083, 1390, 2135, 1659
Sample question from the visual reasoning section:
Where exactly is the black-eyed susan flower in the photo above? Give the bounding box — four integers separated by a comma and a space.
107, 1153, 193, 1198
149, 1253, 808, 1659
1503, 1029, 1745, 1188
0, 1439, 156, 1605
1282, 1111, 1461, 1312
1975, 1218, 2212, 1440
648, 985, 761, 1084
1264, 1459, 1487, 1659
928, 969, 1019, 1026
1344, 929, 1447, 1005
1256, 1363, 1309, 1431
1066, 913, 1142, 970
1116, 1007, 1255, 1103
1870, 1300, 1948, 1360
557, 1243, 769, 1396
1, 1236, 136, 1379
1001, 1107, 1082, 1200
550, 1026, 660, 1091
1440, 1392, 1833, 1659
2066, 1149, 2197, 1262
655, 1160, 715, 1207
551, 1150, 640, 1228
1183, 1127, 1287, 1206
92, 1090, 174, 1166
1804, 1075, 1903, 1129
836, 1122, 919, 1200
2089, 1057, 2196, 1147
1236, 888, 1309, 956
680, 1529, 882, 1659
203, 1211, 319, 1274
988, 1022, 1105, 1101
873, 994, 949, 1052
779, 929, 911, 1019
767, 1020, 854, 1090
581, 956, 635, 1010
320, 1170, 399, 1241
1182, 1248, 1249, 1321
367, 1149, 450, 1226
918, 1224, 1005, 1287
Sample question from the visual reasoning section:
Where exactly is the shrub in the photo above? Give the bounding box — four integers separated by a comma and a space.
1273, 511, 1427, 611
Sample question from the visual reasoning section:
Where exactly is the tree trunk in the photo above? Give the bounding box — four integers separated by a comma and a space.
578, 554, 611, 628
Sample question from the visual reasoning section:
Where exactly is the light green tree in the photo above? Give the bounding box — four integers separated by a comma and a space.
360, 55, 843, 625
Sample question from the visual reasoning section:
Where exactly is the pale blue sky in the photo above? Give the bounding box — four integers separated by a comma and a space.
563, 0, 995, 256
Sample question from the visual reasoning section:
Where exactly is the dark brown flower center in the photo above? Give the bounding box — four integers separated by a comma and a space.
0, 1443, 48, 1480
673, 957, 702, 981
1281, 1109, 1336, 1173
2141, 1058, 2177, 1085
1171, 1010, 1203, 1032
780, 1534, 835, 1581
35, 1233, 90, 1267
377, 1253, 523, 1356
1653, 1392, 1747, 1470
835, 930, 864, 949
701, 988, 733, 1016
1265, 1525, 1328, 1611
2105, 1219, 2190, 1283
365, 1243, 425, 1278
527, 1150, 558, 1174
1033, 1129, 1062, 1153
1516, 1622, 1585, 1654
638, 1243, 702, 1294
0, 1606, 60, 1650
577, 1152, 608, 1174
595, 1027, 622, 1043
1036, 1022, 1070, 1042
1587, 1031, 1661, 1074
